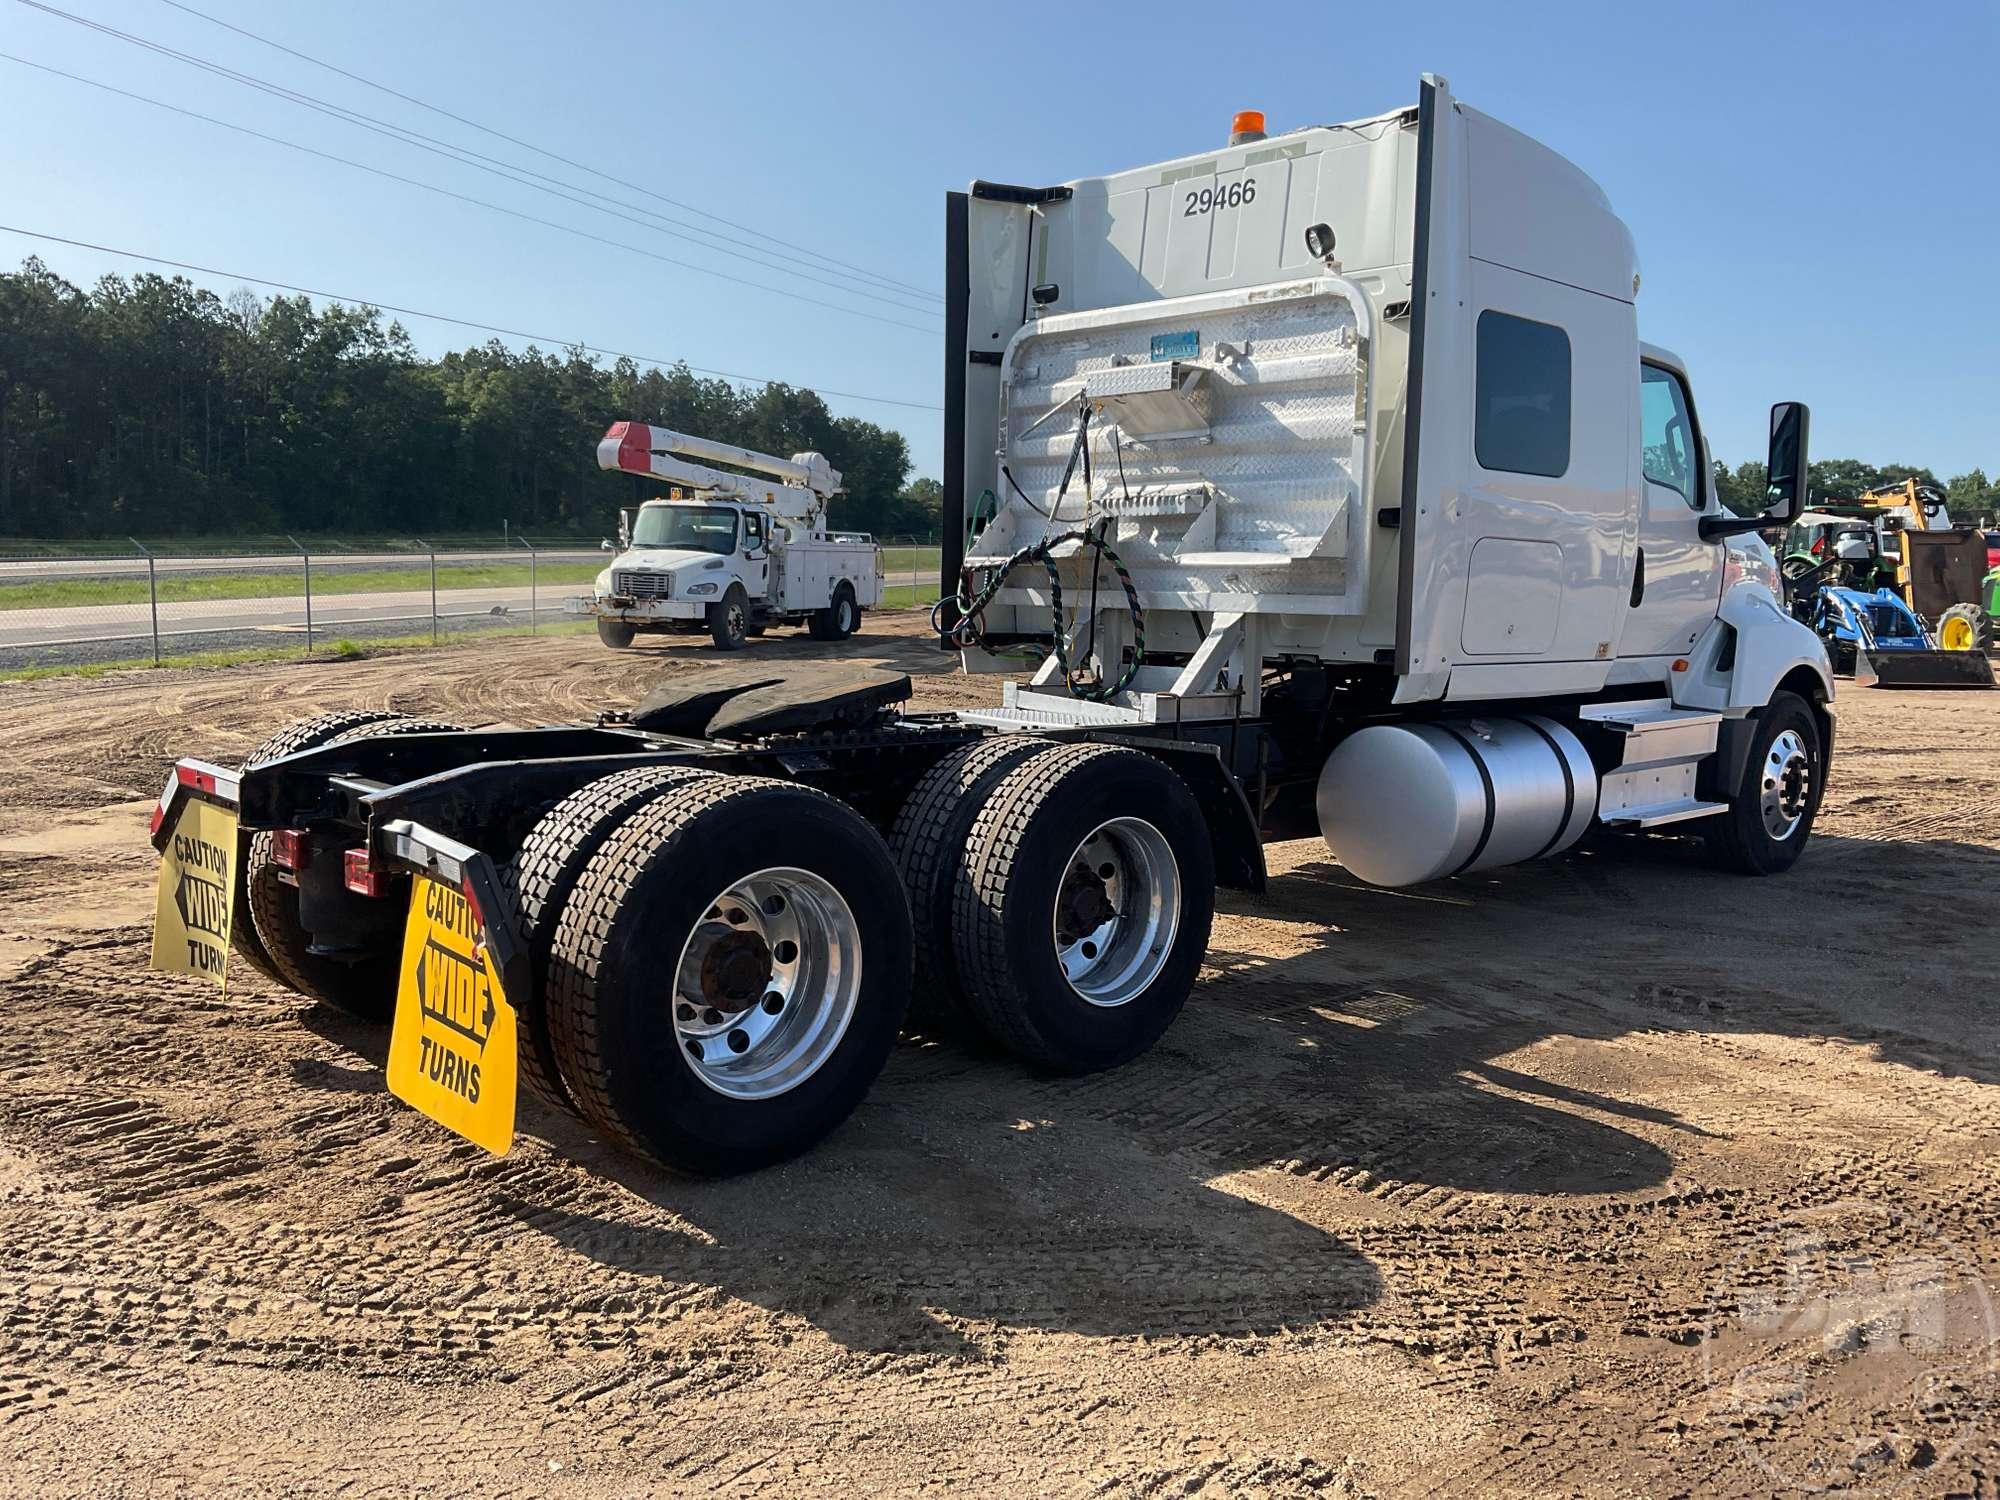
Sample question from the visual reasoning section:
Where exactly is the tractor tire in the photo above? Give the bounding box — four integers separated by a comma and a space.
708, 586, 751, 651
1937, 602, 1993, 654
887, 736, 1057, 1028
808, 584, 859, 642
1705, 690, 1824, 876
597, 619, 637, 649
231, 708, 417, 986
951, 744, 1214, 1073
241, 713, 461, 1018
546, 775, 912, 1175
505, 763, 720, 1114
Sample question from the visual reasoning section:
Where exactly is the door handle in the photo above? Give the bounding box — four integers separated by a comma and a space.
1629, 547, 1646, 607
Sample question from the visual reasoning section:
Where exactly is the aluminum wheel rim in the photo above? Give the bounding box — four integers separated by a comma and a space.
1052, 816, 1181, 1008
1760, 729, 1813, 842
726, 601, 746, 639
672, 867, 862, 1100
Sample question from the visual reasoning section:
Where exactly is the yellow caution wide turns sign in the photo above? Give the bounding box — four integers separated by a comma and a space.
386, 875, 518, 1156
149, 799, 238, 988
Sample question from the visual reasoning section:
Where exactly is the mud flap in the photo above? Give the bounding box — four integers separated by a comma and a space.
376, 820, 530, 1155
1856, 648, 1996, 689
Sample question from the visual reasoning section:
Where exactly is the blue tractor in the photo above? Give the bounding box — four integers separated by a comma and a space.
1786, 523, 1995, 688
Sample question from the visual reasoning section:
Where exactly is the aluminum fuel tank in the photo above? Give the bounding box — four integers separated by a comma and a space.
1316, 717, 1597, 887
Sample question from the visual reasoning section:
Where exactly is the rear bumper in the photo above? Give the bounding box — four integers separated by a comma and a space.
150, 755, 528, 984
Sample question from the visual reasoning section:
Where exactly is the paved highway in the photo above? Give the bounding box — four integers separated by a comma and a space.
0, 583, 569, 650
0, 548, 604, 581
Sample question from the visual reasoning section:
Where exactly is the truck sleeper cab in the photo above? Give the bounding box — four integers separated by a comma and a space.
150, 76, 1832, 1178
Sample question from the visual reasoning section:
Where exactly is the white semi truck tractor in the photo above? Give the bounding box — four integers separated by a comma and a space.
149, 76, 1832, 1176
574, 422, 883, 650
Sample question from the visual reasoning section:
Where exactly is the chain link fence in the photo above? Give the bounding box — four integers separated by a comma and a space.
0, 535, 943, 675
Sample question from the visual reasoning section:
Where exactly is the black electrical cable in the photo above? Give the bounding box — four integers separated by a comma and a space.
0, 48, 941, 336
932, 399, 1148, 700
18, 0, 943, 316
153, 0, 942, 302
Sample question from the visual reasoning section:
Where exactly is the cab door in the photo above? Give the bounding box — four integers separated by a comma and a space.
741, 511, 771, 597
1623, 361, 1724, 659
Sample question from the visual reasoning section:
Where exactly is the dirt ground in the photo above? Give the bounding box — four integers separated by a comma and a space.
1, 613, 1996, 1498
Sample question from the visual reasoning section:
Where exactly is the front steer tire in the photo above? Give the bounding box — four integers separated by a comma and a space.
952, 744, 1215, 1073
240, 712, 460, 1019
1705, 690, 1825, 876
708, 585, 751, 651
506, 763, 720, 1114
546, 776, 912, 1175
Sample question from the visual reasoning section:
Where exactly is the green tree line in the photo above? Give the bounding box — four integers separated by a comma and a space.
1712, 457, 1999, 525
0, 259, 942, 541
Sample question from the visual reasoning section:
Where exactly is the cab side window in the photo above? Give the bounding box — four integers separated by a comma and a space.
1640, 364, 1699, 508
1474, 310, 1571, 478
744, 513, 766, 551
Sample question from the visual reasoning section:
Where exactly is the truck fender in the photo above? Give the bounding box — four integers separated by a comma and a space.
1077, 733, 1266, 893
1675, 580, 1833, 718
1681, 581, 1835, 802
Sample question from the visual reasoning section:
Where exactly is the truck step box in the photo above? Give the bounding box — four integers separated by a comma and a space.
1580, 699, 1727, 828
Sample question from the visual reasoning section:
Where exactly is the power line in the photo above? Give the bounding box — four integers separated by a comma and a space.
12, 0, 942, 318
153, 0, 941, 303
0, 223, 945, 413
1, 51, 942, 338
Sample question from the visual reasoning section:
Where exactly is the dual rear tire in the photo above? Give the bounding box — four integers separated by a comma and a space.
892, 741, 1216, 1073
235, 709, 1216, 1173
540, 776, 911, 1175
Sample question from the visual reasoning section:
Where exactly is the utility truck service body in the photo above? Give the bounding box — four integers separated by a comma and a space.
574, 422, 882, 651
148, 78, 1832, 1176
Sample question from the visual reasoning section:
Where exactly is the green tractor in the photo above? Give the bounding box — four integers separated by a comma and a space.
1781, 493, 1996, 658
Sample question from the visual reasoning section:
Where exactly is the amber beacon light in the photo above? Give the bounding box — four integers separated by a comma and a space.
1229, 109, 1267, 144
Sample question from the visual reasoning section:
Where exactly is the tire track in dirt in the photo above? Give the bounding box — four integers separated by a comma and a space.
2, 620, 1999, 1495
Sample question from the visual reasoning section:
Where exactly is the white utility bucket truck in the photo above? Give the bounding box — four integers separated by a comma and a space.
149, 76, 1832, 1178
573, 422, 883, 650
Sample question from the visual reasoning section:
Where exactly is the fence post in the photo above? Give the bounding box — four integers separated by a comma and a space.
515, 534, 538, 633
130, 537, 161, 666
431, 548, 439, 644
288, 535, 313, 655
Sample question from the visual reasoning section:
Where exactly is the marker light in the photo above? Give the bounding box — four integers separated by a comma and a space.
343, 846, 390, 899
272, 828, 312, 872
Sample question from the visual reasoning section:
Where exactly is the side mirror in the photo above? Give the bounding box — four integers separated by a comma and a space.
617, 509, 632, 550
599, 538, 614, 552
1700, 401, 1809, 541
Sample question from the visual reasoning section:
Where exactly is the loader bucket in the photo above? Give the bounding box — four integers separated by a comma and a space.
1855, 647, 1997, 689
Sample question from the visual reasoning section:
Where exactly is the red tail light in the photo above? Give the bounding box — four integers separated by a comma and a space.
176, 763, 220, 795
272, 828, 311, 872
343, 846, 390, 898
460, 879, 486, 938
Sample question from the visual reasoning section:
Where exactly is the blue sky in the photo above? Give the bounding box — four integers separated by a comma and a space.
4, 0, 1995, 484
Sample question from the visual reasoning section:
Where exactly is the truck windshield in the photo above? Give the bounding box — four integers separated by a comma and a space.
630, 505, 738, 554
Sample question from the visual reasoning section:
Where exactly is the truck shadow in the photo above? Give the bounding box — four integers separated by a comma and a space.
310, 825, 1997, 1357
